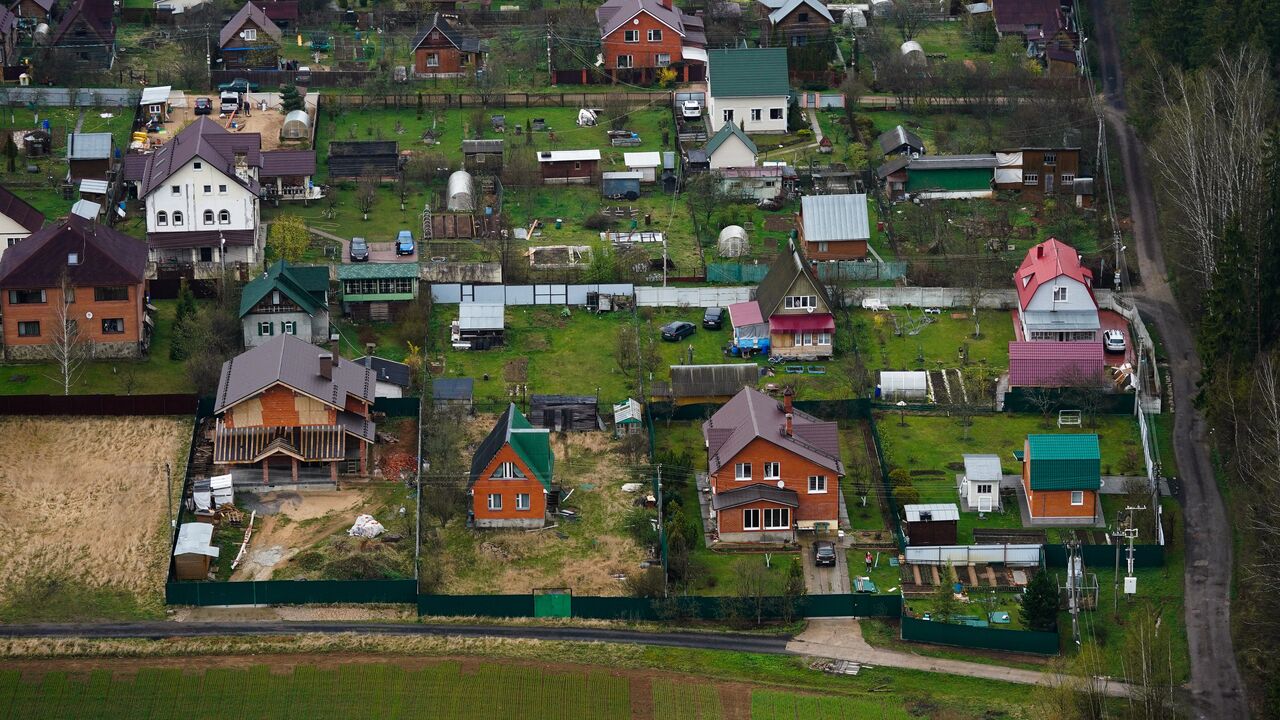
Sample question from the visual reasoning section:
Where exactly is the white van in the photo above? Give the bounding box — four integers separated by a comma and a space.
219, 92, 240, 114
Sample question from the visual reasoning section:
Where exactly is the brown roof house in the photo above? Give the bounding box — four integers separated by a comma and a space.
0, 215, 149, 361
751, 242, 835, 360
411, 13, 485, 78
0, 184, 46, 262
50, 0, 115, 70
10, 0, 58, 23
219, 1, 282, 69
596, 0, 707, 83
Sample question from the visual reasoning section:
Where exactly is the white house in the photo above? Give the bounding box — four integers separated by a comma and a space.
623, 151, 661, 183
0, 185, 45, 262
707, 47, 790, 134
960, 454, 1002, 512
1014, 238, 1099, 342
706, 122, 758, 170
238, 260, 330, 349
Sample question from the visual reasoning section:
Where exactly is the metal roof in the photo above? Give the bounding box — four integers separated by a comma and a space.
463, 139, 504, 154
411, 12, 484, 53
70, 199, 100, 219
468, 403, 553, 490
800, 193, 870, 242
0, 185, 44, 232
79, 178, 108, 194
708, 47, 790, 98
876, 124, 925, 155
624, 151, 662, 168
432, 377, 474, 401
712, 484, 800, 510
754, 244, 831, 318
1027, 434, 1101, 491
458, 302, 504, 330
220, 1, 283, 47
670, 364, 758, 398
537, 149, 601, 163
705, 122, 757, 157
602, 171, 644, 180
728, 300, 764, 327
962, 454, 1003, 482
703, 386, 843, 476
1008, 341, 1104, 387
337, 262, 419, 280
909, 154, 998, 170
0, 215, 146, 288
66, 132, 111, 160
174, 522, 220, 558
767, 0, 833, 25
139, 86, 171, 105
904, 503, 960, 522
214, 333, 376, 414
355, 356, 412, 388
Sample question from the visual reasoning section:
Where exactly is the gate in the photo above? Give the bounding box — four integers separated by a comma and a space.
533, 588, 572, 617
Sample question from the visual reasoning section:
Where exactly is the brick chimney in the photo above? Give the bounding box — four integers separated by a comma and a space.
1036, 243, 1044, 259
319, 352, 333, 380
330, 333, 340, 368
783, 386, 794, 436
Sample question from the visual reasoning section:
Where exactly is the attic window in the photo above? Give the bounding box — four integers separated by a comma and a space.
1054, 286, 1068, 302
492, 462, 525, 479
272, 290, 280, 305
1022, 275, 1030, 287
67, 252, 79, 265
194, 161, 202, 171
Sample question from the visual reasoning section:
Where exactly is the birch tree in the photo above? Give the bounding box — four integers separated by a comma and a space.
45, 273, 85, 396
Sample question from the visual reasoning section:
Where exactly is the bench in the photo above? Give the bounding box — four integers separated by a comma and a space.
785, 365, 805, 374
807, 365, 825, 375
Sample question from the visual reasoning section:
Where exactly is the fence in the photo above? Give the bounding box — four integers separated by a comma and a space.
166, 579, 418, 606
647, 398, 871, 424
1043, 543, 1164, 568
0, 393, 198, 416
372, 396, 421, 417
707, 261, 908, 284
900, 615, 1059, 655
428, 283, 755, 308
418, 592, 901, 620
0, 87, 139, 107
320, 91, 668, 110
212, 69, 375, 90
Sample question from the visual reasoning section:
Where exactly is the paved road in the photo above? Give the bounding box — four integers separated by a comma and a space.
1087, 0, 1248, 716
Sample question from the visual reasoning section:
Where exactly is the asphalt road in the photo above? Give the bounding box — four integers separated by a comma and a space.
1086, 1, 1249, 716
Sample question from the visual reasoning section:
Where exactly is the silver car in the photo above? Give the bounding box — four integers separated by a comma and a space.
1103, 329, 1126, 353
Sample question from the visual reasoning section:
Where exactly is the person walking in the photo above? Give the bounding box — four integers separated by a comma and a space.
864, 551, 873, 573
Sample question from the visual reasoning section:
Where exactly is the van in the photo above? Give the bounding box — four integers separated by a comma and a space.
219, 92, 240, 114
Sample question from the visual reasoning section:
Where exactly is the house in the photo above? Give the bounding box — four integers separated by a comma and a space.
50, 0, 115, 69
212, 333, 376, 484
756, 0, 833, 47
903, 503, 959, 546
172, 523, 220, 580
658, 364, 759, 404
66, 132, 111, 183
1014, 238, 1099, 342
992, 0, 1073, 50
218, 1, 282, 69
876, 156, 910, 199
253, 0, 299, 29
707, 48, 790, 134
0, 7, 17, 66
530, 394, 600, 432
355, 356, 412, 398
10, 0, 57, 24
139, 86, 172, 128
432, 377, 474, 412
0, 215, 148, 361
705, 122, 758, 170
239, 259, 329, 348
602, 171, 642, 200
1018, 434, 1101, 523
468, 403, 554, 529
798, 193, 870, 261
751, 242, 834, 360
624, 151, 661, 183
613, 397, 643, 436
994, 147, 1082, 196
719, 166, 794, 202
596, 0, 707, 83
1045, 42, 1080, 76
337, 262, 419, 322
0, 184, 46, 262
703, 387, 843, 542
876, 124, 925, 157
959, 454, 1002, 512
537, 149, 600, 185
1008, 341, 1105, 387
411, 13, 484, 77
456, 302, 504, 349
901, 154, 996, 199
462, 139, 503, 174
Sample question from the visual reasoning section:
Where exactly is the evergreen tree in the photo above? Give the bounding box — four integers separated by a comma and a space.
1020, 567, 1059, 632
170, 279, 197, 361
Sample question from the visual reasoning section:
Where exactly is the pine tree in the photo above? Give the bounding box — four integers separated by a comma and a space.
1020, 567, 1060, 632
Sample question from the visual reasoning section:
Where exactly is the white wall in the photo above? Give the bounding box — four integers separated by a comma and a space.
146, 158, 257, 236
0, 212, 35, 264
708, 95, 788, 134
709, 132, 757, 170
243, 310, 326, 348
904, 544, 1042, 566
1023, 275, 1094, 314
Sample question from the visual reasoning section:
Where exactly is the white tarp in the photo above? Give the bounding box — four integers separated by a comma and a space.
347, 514, 385, 538
904, 544, 1042, 566
210, 474, 233, 506
995, 152, 1022, 184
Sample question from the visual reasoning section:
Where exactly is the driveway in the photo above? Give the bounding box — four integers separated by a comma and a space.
311, 227, 419, 265
799, 538, 850, 595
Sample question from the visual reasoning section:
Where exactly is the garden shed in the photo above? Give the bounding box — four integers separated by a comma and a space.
173, 522, 220, 580
462, 139, 504, 173
623, 151, 661, 182
456, 302, 505, 349
660, 364, 760, 404
717, 225, 749, 257
601, 171, 642, 200
613, 398, 643, 435
878, 371, 928, 401
903, 503, 960, 546
531, 394, 601, 432
432, 377, 474, 413
281, 110, 311, 140
447, 170, 474, 212
961, 454, 1003, 512
328, 141, 400, 178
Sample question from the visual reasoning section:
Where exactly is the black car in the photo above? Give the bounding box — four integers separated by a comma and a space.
349, 237, 369, 262
193, 97, 213, 115
813, 541, 837, 567
661, 321, 695, 342
702, 306, 725, 329
217, 78, 260, 94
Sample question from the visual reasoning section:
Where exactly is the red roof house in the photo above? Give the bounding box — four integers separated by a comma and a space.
1008, 341, 1105, 387
595, 0, 707, 83
1014, 238, 1099, 342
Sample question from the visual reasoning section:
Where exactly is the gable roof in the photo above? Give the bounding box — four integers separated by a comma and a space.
669, 364, 759, 398
754, 243, 830, 317
411, 13, 482, 53
432, 377, 474, 401
355, 356, 412, 388
767, 0, 833, 25
469, 403, 554, 491
876, 124, 925, 155
992, 0, 1066, 38
706, 122, 757, 157
908, 154, 997, 170
875, 156, 911, 179
800, 193, 869, 242
1026, 434, 1100, 491
220, 1, 282, 47
66, 132, 111, 160
140, 117, 261, 197
597, 0, 692, 39
963, 454, 1003, 482
214, 333, 375, 413
703, 386, 844, 476
708, 48, 790, 98
1014, 237, 1093, 309
13, 0, 57, 14
52, 0, 113, 44
0, 185, 44, 233
238, 259, 328, 318
0, 215, 145, 288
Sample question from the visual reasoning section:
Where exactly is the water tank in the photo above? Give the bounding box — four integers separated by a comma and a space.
281, 109, 310, 140
717, 225, 749, 258
447, 170, 474, 212
33, 23, 50, 45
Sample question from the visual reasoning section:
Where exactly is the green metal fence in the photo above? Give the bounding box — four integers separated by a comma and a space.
415, 593, 902, 620
1043, 543, 1164, 568
165, 579, 418, 606
867, 413, 907, 549
372, 396, 421, 417
900, 616, 1060, 655
1001, 388, 1136, 415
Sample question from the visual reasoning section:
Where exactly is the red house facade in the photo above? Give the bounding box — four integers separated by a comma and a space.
596, 0, 706, 83
468, 404, 554, 529
411, 13, 484, 78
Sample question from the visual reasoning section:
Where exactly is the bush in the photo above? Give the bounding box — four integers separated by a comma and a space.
889, 468, 912, 487
583, 213, 615, 231
625, 566, 665, 598
894, 485, 920, 505
622, 507, 658, 548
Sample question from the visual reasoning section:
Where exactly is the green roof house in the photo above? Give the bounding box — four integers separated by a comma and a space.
705, 122, 758, 170
707, 47, 790, 135
336, 262, 420, 322
1020, 434, 1101, 524
239, 260, 330, 348
469, 403, 555, 529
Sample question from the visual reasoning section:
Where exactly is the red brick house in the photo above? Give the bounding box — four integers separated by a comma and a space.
0, 215, 148, 361
469, 403, 554, 529
219, 1, 282, 70
411, 13, 484, 78
703, 387, 843, 542
596, 0, 706, 83
213, 334, 376, 485
1018, 434, 1100, 524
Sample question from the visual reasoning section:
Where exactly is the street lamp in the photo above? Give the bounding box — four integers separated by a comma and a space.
897, 400, 907, 427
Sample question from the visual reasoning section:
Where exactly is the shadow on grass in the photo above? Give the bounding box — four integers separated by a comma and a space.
0, 573, 161, 623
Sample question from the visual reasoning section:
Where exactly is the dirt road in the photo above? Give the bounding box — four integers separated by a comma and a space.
1087, 0, 1248, 715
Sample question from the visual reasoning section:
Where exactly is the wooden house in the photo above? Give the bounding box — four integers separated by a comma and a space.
994, 147, 1082, 196
469, 403, 554, 529
432, 377, 474, 413
50, 0, 115, 70
411, 12, 484, 77
218, 1, 282, 70
756, 0, 833, 47
751, 242, 835, 360
238, 259, 330, 349
462, 139, 503, 174
537, 150, 601, 185
530, 394, 600, 432
337, 262, 419, 322
10, 0, 57, 23
903, 503, 959, 546
798, 193, 870, 260
65, 132, 111, 183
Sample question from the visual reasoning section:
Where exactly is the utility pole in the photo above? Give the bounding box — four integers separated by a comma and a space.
1066, 537, 1081, 647
165, 462, 173, 528
546, 22, 554, 88
1113, 511, 1126, 613
657, 463, 667, 597
1125, 504, 1147, 577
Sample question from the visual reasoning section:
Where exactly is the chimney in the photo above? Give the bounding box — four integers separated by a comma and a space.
657, 0, 672, 8
1036, 243, 1044, 259
330, 333, 340, 368
319, 352, 333, 380
783, 386, 794, 436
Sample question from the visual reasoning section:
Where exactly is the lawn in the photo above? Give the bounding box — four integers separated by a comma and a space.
0, 299, 194, 396
850, 308, 1016, 372
902, 591, 1030, 631
912, 22, 998, 64
837, 421, 889, 533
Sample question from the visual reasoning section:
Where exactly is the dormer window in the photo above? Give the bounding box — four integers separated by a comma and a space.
67, 252, 79, 265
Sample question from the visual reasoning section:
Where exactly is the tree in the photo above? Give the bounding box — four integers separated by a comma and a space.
1019, 567, 1059, 632
1031, 645, 1110, 720
1121, 606, 1179, 719
930, 564, 961, 624
356, 167, 379, 220
3, 134, 16, 173
733, 556, 776, 625
602, 93, 631, 132
268, 215, 310, 263
45, 274, 85, 396
684, 172, 729, 245
888, 0, 932, 41
280, 84, 304, 113
780, 556, 807, 624
1060, 367, 1112, 429
848, 465, 873, 508
170, 279, 197, 361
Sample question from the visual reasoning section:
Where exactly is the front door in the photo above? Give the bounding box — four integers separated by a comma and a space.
1044, 173, 1055, 193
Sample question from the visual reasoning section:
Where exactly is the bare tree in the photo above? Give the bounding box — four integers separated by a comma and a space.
733, 556, 776, 625
356, 166, 379, 221
45, 274, 86, 396
888, 0, 933, 42
1120, 607, 1180, 720
1060, 366, 1113, 429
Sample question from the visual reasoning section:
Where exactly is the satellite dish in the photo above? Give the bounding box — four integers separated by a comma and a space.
776, 480, 784, 489
85, 311, 93, 319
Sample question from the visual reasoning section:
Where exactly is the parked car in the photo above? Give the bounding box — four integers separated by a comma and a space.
1104, 329, 1126, 353
193, 97, 213, 115
661, 321, 695, 342
703, 306, 725, 330
219, 92, 241, 114
813, 541, 837, 567
681, 100, 702, 119
395, 230, 415, 256
217, 78, 259, 93
295, 66, 312, 84
349, 237, 369, 262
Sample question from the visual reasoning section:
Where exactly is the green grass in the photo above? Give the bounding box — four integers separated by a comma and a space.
912, 22, 997, 64
0, 576, 155, 623
752, 689, 917, 719
837, 421, 889, 532
653, 678, 724, 718
0, 299, 194, 396
846, 554, 901, 595
851, 309, 1015, 372
902, 591, 1030, 631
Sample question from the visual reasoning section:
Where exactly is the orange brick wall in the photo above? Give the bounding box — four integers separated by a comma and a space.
803, 238, 867, 261
709, 436, 838, 523
1021, 444, 1095, 518
471, 444, 548, 522
717, 498, 798, 533
414, 47, 477, 75
602, 12, 686, 70
1, 283, 144, 347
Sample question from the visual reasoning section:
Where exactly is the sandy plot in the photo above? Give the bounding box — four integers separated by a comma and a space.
0, 416, 192, 602
230, 489, 379, 581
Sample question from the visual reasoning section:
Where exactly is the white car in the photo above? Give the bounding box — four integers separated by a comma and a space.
1103, 329, 1126, 353
680, 100, 702, 119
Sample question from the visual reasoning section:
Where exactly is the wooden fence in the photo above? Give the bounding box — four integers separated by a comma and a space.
319, 91, 669, 110
0, 393, 199, 416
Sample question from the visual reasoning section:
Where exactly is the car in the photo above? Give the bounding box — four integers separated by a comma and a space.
1104, 329, 1126, 353
395, 230, 415, 256
813, 541, 837, 567
702, 306, 725, 330
295, 66, 312, 84
349, 237, 369, 262
219, 92, 241, 114
661, 321, 695, 342
217, 78, 259, 94
680, 100, 701, 119
193, 97, 213, 115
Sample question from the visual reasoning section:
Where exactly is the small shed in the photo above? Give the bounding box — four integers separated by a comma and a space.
717, 225, 748, 257
66, 132, 112, 182
662, 364, 760, 404
140, 85, 171, 124
356, 356, 412, 398
961, 454, 1003, 512
903, 503, 960, 546
282, 110, 311, 140
537, 149, 601, 185
432, 377, 474, 413
623, 151, 661, 183
456, 302, 504, 349
531, 394, 601, 432
602, 171, 642, 200
173, 522, 221, 580
447, 170, 474, 212
613, 397, 643, 435
463, 139, 504, 173
878, 371, 928, 401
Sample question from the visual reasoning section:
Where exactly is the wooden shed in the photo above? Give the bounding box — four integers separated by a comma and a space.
530, 394, 601, 432
173, 522, 221, 580
903, 503, 959, 546
537, 149, 600, 185
463, 139, 504, 173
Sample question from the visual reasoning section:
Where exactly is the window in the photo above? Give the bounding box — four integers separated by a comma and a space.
764, 462, 780, 480
282, 320, 296, 335
257, 321, 273, 336
764, 508, 791, 529
203, 185, 212, 193
808, 475, 827, 493
17, 321, 39, 337
64, 287, 74, 303
156, 211, 168, 226
976, 483, 993, 494
723, 109, 734, 123
172, 211, 184, 226
219, 184, 228, 194
655, 52, 671, 66
7, 289, 45, 304
800, 332, 813, 346
1062, 173, 1075, 184
623, 29, 639, 43
617, 54, 633, 68
425, 52, 439, 67
1070, 490, 1085, 506
1024, 173, 1039, 185
170, 185, 180, 196
67, 252, 79, 265
818, 332, 831, 345
219, 210, 231, 224
1053, 286, 1068, 302
647, 29, 662, 41
817, 241, 828, 253
784, 295, 817, 309
491, 462, 525, 479
751, 108, 762, 121
797, 11, 809, 21
203, 210, 215, 225
487, 493, 502, 511
94, 287, 128, 302
734, 462, 752, 480
460, 54, 470, 66
1043, 152, 1057, 165
516, 493, 531, 511
770, 108, 784, 120
243, 28, 257, 40
193, 161, 202, 171
6, 238, 21, 247
743, 508, 761, 530
101, 318, 124, 334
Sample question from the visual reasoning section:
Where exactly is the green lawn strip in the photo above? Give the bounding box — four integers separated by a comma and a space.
837, 421, 890, 533
911, 22, 997, 64
850, 309, 1014, 372
845, 555, 900, 595
858, 617, 1051, 672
